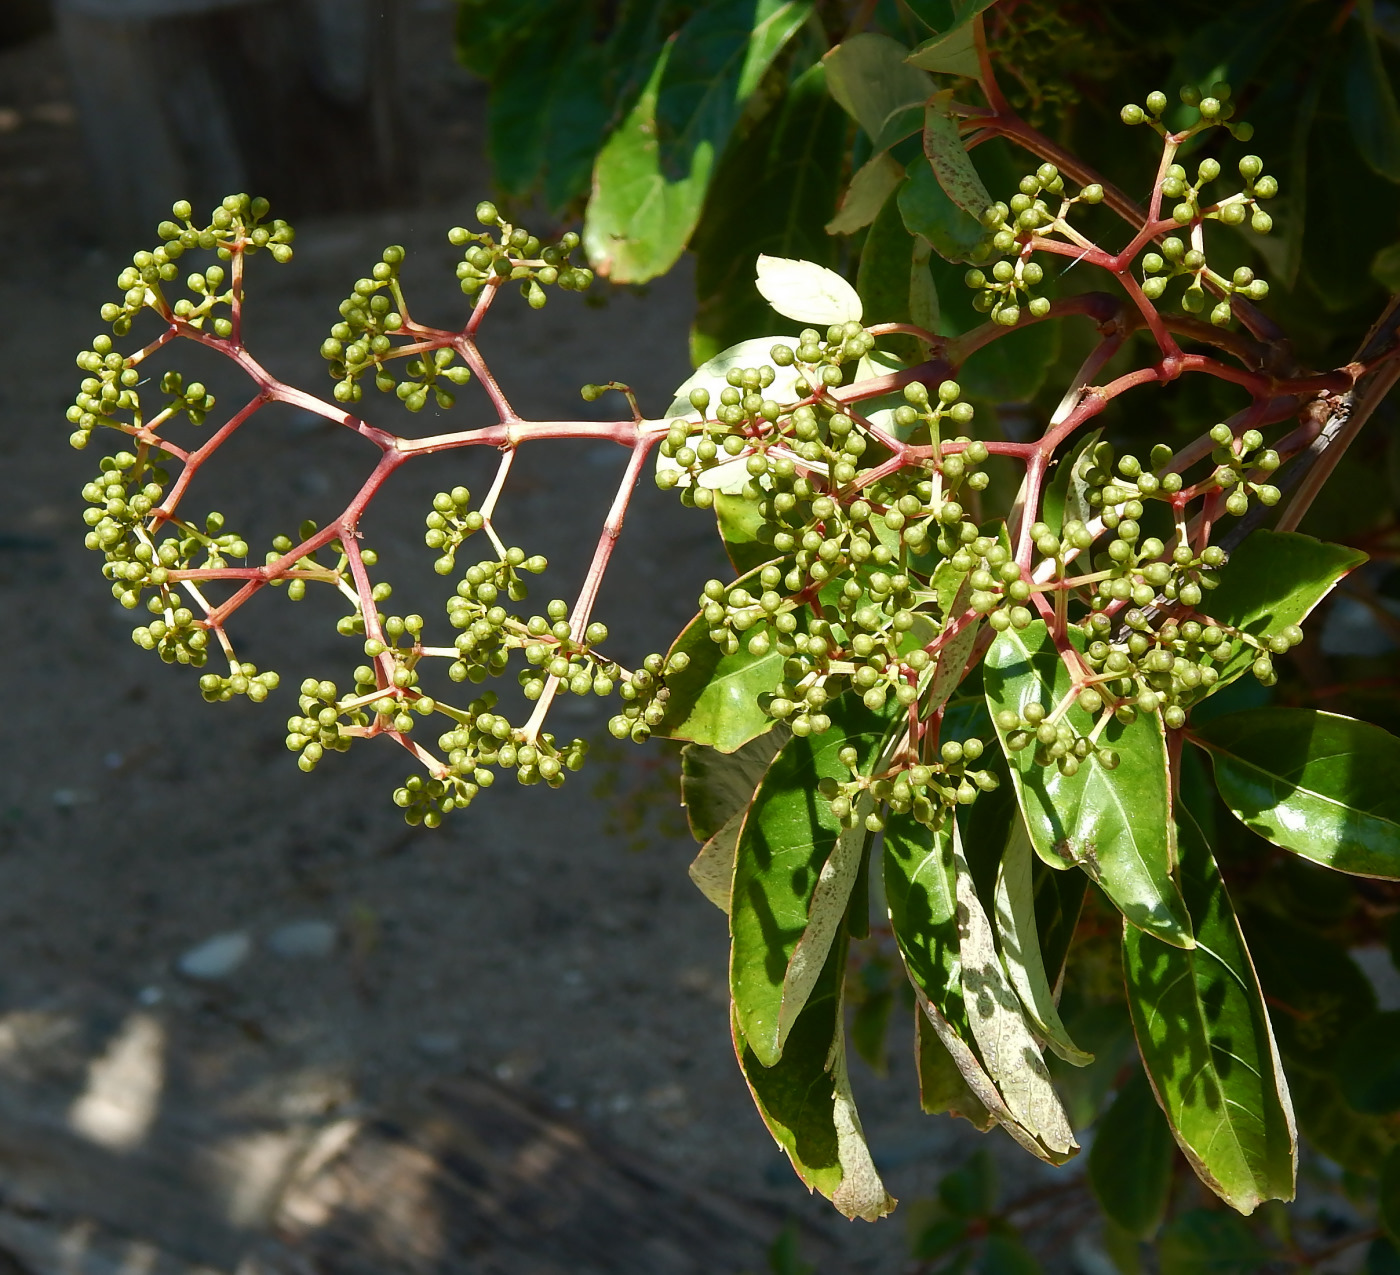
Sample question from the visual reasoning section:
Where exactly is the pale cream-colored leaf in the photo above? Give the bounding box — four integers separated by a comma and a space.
755, 255, 863, 326
689, 811, 742, 913
830, 1032, 896, 1220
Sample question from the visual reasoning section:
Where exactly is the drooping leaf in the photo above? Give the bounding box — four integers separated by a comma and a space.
992, 815, 1093, 1066
899, 157, 985, 262
733, 933, 896, 1220
691, 63, 848, 363
1195, 708, 1400, 879
821, 33, 932, 146
690, 812, 743, 913
730, 697, 896, 1064
1335, 1011, 1400, 1114
755, 255, 864, 326
1089, 1069, 1176, 1240
1157, 1209, 1272, 1275
681, 731, 789, 843
953, 822, 1078, 1160
915, 1006, 994, 1128
984, 621, 1192, 948
827, 153, 907, 235
1123, 810, 1297, 1214
923, 94, 993, 220
583, 0, 814, 283
1347, 2, 1400, 182
1189, 531, 1366, 702
1047, 999, 1137, 1129
885, 812, 963, 1020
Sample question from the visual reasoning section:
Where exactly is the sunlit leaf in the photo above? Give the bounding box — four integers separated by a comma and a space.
827, 153, 908, 235
755, 255, 864, 325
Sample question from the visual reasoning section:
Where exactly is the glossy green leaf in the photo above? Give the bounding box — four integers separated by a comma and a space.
898, 157, 985, 263
1347, 2, 1400, 182
885, 812, 963, 1019
985, 621, 1192, 948
993, 817, 1092, 1065
915, 1007, 994, 1128
659, 562, 794, 754
923, 95, 993, 220
1336, 1011, 1400, 1114
730, 697, 895, 1064
1157, 1210, 1270, 1275
1195, 708, 1400, 879
1190, 531, 1366, 701
1123, 811, 1296, 1214
584, 0, 813, 283
690, 64, 847, 363
953, 823, 1078, 1159
821, 33, 932, 146
733, 933, 896, 1220
827, 153, 906, 235
1089, 1069, 1175, 1240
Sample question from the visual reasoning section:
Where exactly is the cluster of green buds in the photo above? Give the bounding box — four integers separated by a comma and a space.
1205, 424, 1282, 516
822, 736, 1001, 831
286, 678, 367, 771
449, 201, 593, 304
995, 701, 1120, 776
1156, 153, 1277, 236
444, 550, 550, 683
1119, 82, 1255, 144
424, 486, 486, 575
520, 610, 617, 701
607, 652, 690, 744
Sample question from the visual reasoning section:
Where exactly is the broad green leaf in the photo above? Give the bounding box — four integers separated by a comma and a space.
659, 560, 795, 753
1335, 1011, 1400, 1114
733, 934, 895, 1220
584, 0, 813, 283
923, 95, 993, 220
1046, 1000, 1136, 1129
885, 812, 963, 1020
1123, 810, 1297, 1214
953, 822, 1078, 1160
755, 255, 863, 326
713, 491, 776, 575
1089, 1070, 1175, 1240
1157, 1210, 1270, 1275
1195, 708, 1400, 878
984, 621, 1192, 948
690, 64, 847, 364
1348, 2, 1400, 182
821, 33, 932, 145
1190, 531, 1366, 701
915, 1007, 994, 1128
681, 732, 788, 843
1289, 1069, 1397, 1175
1031, 855, 1086, 993
827, 153, 907, 235
993, 817, 1092, 1066
905, 1, 996, 77
730, 697, 896, 1064
899, 158, 985, 262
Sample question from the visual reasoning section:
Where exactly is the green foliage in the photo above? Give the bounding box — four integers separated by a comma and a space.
67, 0, 1400, 1265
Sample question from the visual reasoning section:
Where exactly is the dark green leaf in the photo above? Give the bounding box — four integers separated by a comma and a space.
984, 621, 1192, 947
690, 63, 847, 363
681, 731, 788, 844
584, 0, 814, 283
981, 1234, 1044, 1275
1382, 1146, 1400, 1246
1336, 1011, 1400, 1114
1047, 999, 1136, 1129
730, 697, 895, 1064
1195, 708, 1400, 878
858, 184, 937, 362
733, 933, 896, 1220
1189, 531, 1366, 702
1089, 1069, 1175, 1240
906, 1, 997, 76
1157, 1209, 1271, 1275
899, 158, 985, 263
1372, 1238, 1400, 1275
1288, 1069, 1397, 1175
923, 94, 993, 220
1031, 856, 1086, 993
938, 1147, 998, 1217
1123, 810, 1296, 1213
886, 812, 963, 1020
1347, 2, 1400, 182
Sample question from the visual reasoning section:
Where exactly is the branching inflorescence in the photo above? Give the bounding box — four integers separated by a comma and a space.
70, 65, 1400, 1223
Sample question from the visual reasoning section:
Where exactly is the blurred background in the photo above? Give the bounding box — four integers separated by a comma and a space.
0, 3, 995, 1273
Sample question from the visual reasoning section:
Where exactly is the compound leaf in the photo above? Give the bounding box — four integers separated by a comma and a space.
1195, 708, 1400, 879
984, 621, 1192, 948
1123, 810, 1297, 1214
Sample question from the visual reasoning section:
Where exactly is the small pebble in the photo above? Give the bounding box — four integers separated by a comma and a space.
176, 931, 251, 981
266, 919, 337, 960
